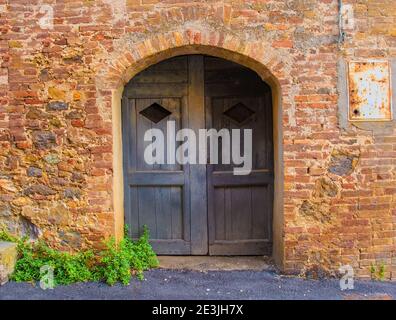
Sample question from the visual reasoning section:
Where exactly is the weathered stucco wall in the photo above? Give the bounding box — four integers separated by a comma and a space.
0, 0, 394, 279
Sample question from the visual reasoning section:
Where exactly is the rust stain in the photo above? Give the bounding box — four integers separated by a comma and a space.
348, 61, 392, 121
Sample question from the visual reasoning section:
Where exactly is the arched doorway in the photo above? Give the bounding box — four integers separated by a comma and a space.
122, 55, 274, 255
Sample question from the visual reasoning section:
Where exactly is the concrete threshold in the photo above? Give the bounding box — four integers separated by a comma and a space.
157, 256, 274, 272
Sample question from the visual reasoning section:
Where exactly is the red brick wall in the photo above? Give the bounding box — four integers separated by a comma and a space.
0, 0, 394, 279
337, 0, 396, 279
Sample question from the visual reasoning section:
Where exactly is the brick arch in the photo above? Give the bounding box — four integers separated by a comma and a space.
104, 28, 285, 269
97, 28, 286, 92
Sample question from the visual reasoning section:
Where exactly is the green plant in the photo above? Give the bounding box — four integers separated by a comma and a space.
12, 241, 94, 285
0, 225, 158, 286
94, 226, 159, 285
0, 229, 18, 243
369, 264, 376, 279
369, 262, 386, 281
378, 263, 386, 281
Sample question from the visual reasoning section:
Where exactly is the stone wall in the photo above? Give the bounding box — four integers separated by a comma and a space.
0, 0, 394, 279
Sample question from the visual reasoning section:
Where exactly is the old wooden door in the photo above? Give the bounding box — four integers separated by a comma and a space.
122, 55, 273, 255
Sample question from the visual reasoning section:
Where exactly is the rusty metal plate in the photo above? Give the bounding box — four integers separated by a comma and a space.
348, 61, 392, 121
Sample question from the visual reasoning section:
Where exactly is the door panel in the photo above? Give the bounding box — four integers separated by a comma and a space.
135, 186, 183, 240
135, 98, 182, 171
123, 57, 193, 254
205, 56, 274, 255
122, 56, 207, 255
210, 185, 273, 254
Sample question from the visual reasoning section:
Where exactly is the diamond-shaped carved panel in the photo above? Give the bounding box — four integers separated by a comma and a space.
139, 102, 172, 123
223, 102, 255, 124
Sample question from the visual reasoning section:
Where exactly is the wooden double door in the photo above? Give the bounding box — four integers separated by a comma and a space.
122, 55, 274, 255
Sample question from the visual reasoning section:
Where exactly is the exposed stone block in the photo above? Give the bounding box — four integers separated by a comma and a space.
48, 87, 66, 100
0, 205, 11, 217
32, 131, 57, 149
24, 184, 56, 196
47, 101, 69, 111
27, 167, 43, 177
299, 200, 331, 224
44, 154, 60, 164
328, 150, 359, 176
64, 188, 82, 199
314, 177, 338, 198
0, 242, 17, 285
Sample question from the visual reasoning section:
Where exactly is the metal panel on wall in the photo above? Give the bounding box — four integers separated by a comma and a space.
348, 61, 392, 121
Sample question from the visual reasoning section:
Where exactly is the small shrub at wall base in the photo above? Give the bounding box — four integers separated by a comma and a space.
0, 226, 159, 286
369, 262, 386, 281
93, 226, 159, 285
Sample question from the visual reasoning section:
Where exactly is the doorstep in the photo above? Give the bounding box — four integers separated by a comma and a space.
157, 256, 275, 272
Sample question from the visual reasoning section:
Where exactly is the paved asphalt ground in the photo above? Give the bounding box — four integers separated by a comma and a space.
0, 269, 395, 300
